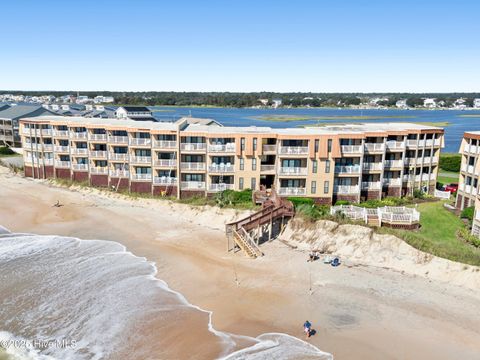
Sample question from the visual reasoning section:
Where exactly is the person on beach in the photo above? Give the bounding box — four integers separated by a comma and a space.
303, 320, 312, 338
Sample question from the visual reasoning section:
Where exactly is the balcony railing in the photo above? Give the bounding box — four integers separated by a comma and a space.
262, 144, 277, 152
180, 162, 206, 171
130, 156, 152, 164
364, 143, 384, 152
335, 165, 361, 174
70, 132, 87, 140
90, 151, 107, 158
54, 145, 69, 153
279, 167, 308, 175
181, 181, 206, 190
341, 145, 363, 154
90, 134, 107, 141
41, 129, 53, 136
180, 143, 207, 151
132, 173, 152, 181
55, 161, 71, 168
154, 159, 176, 167
42, 144, 53, 151
90, 167, 108, 174
278, 187, 306, 196
72, 163, 88, 171
43, 158, 54, 165
153, 176, 177, 185
153, 140, 177, 149
54, 130, 69, 137
362, 162, 383, 171
383, 178, 402, 186
209, 183, 235, 192
209, 164, 234, 172
279, 146, 309, 155
108, 136, 128, 144
434, 139, 441, 146
407, 139, 426, 148
208, 143, 236, 152
384, 160, 403, 168
361, 181, 381, 190
260, 164, 275, 172
462, 164, 475, 173
130, 138, 152, 146
386, 141, 405, 150
72, 148, 89, 155
109, 153, 129, 161
333, 185, 359, 194
109, 170, 129, 178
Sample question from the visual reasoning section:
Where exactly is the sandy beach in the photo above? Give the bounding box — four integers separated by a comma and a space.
1, 166, 480, 360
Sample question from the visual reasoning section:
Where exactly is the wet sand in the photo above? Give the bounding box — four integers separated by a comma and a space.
1, 167, 479, 359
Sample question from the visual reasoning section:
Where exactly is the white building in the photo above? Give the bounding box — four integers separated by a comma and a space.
272, 99, 282, 108
423, 98, 437, 108
94, 95, 115, 104
115, 106, 155, 121
474, 99, 480, 109
396, 99, 408, 108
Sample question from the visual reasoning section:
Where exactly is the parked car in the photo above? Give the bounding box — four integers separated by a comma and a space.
443, 183, 458, 193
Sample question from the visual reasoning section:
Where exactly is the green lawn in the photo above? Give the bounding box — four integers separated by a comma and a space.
437, 171, 459, 185
380, 201, 480, 266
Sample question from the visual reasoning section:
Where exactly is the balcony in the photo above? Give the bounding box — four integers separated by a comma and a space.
384, 160, 403, 169
90, 134, 107, 141
130, 156, 152, 164
279, 167, 308, 175
208, 143, 236, 152
434, 139, 441, 146
109, 170, 129, 178
209, 183, 235, 192
55, 161, 71, 168
262, 144, 277, 153
54, 130, 69, 137
72, 163, 88, 171
90, 167, 108, 175
181, 181, 206, 190
278, 187, 306, 196
90, 151, 107, 158
43, 158, 54, 165
462, 164, 475, 174
361, 181, 381, 190
132, 173, 152, 181
362, 162, 383, 171
364, 143, 384, 152
109, 153, 129, 161
425, 139, 434, 147
72, 148, 89, 155
180, 143, 207, 151
405, 157, 421, 166
383, 178, 402, 186
260, 164, 275, 172
41, 129, 53, 136
279, 146, 309, 155
108, 136, 128, 144
333, 185, 359, 194
54, 145, 69, 153
209, 164, 234, 173
154, 159, 176, 167
180, 162, 206, 171
153, 140, 177, 149
341, 145, 363, 154
407, 139, 426, 148
386, 141, 405, 150
153, 176, 177, 185
70, 132, 87, 140
42, 144, 53, 152
130, 138, 152, 146
466, 145, 478, 154
335, 165, 361, 174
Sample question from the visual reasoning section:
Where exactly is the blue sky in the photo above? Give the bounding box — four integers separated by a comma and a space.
1, 0, 479, 92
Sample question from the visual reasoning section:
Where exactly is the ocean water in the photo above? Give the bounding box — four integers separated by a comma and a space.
151, 106, 480, 153
0, 227, 332, 360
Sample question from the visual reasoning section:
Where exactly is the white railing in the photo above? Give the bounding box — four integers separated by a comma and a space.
109, 170, 129, 177
90, 134, 107, 141
406, 139, 425, 147
70, 132, 87, 140
108, 136, 128, 144
209, 164, 234, 172
405, 158, 421, 165
72, 163, 88, 171
43, 158, 54, 165
383, 178, 401, 186
54, 145, 69, 152
130, 138, 152, 146
361, 181, 381, 190
180, 162, 206, 170
386, 141, 405, 150
109, 153, 129, 161
362, 162, 383, 171
181, 181, 206, 190
333, 185, 360, 194
464, 184, 472, 194
434, 189, 451, 199
41, 129, 53, 136
341, 145, 363, 153
55, 161, 71, 168
208, 143, 236, 152
364, 143, 384, 152
434, 139, 441, 146
153, 140, 177, 148
180, 143, 207, 151
262, 144, 277, 152
54, 130, 69, 137
90, 167, 108, 174
431, 156, 439, 164
279, 146, 309, 155
153, 176, 177, 185
90, 151, 107, 158
331, 205, 420, 226
335, 165, 361, 174
421, 173, 431, 182
260, 164, 275, 171
132, 173, 152, 181
279, 167, 308, 175
130, 156, 152, 164
278, 187, 306, 196
462, 164, 475, 174
154, 159, 176, 167
73, 148, 89, 155
209, 183, 235, 192
42, 144, 53, 151
384, 160, 403, 168
425, 139, 433, 146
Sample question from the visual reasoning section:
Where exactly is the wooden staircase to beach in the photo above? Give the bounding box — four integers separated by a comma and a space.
226, 189, 294, 258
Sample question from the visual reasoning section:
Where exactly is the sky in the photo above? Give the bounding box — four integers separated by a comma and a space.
1, 0, 479, 92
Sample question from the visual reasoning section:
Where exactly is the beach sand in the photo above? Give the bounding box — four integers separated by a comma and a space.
1, 166, 479, 359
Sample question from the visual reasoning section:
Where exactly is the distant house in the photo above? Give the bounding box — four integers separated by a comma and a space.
423, 98, 437, 108
395, 99, 408, 108
272, 99, 282, 108
258, 99, 269, 106
93, 95, 115, 104
474, 99, 480, 109
454, 98, 467, 109
114, 106, 156, 121
0, 105, 57, 147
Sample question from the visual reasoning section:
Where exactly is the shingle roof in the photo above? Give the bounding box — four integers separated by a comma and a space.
0, 104, 10, 111
0, 105, 57, 120
121, 106, 151, 112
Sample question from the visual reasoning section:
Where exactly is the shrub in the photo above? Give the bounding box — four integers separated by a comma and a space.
296, 204, 330, 221
461, 206, 474, 221
413, 189, 425, 199
456, 227, 480, 248
335, 200, 350, 206
439, 154, 461, 172
287, 197, 314, 207
214, 189, 253, 208
0, 146, 15, 155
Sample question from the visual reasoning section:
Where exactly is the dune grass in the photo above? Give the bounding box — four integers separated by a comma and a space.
251, 114, 417, 122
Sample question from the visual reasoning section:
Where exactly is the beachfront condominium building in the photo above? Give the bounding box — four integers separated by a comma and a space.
19, 116, 444, 203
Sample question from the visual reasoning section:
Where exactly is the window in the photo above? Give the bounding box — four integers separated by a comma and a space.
253, 138, 257, 151
311, 181, 317, 194
252, 158, 257, 171
312, 160, 317, 173
323, 181, 329, 194
241, 137, 245, 151
325, 160, 331, 173
314, 139, 319, 152
251, 177, 256, 190
240, 158, 244, 170
327, 139, 332, 152
239, 177, 244, 190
